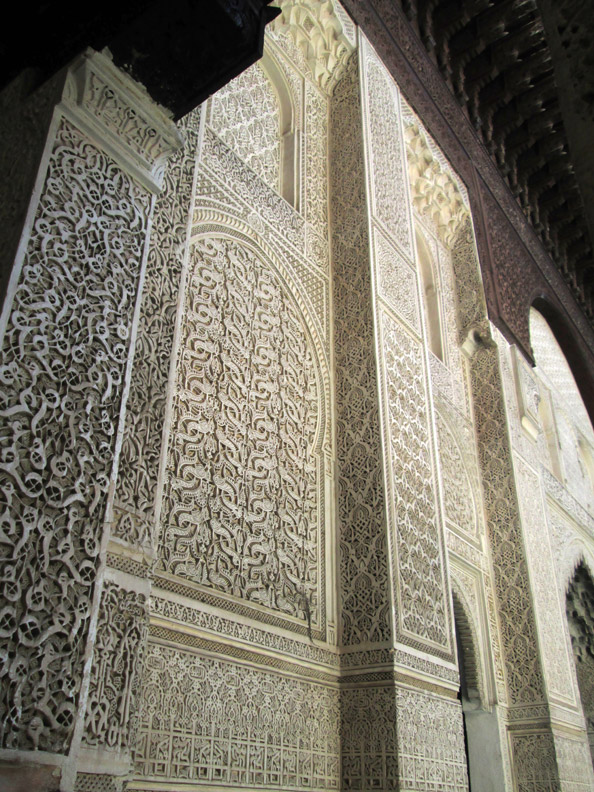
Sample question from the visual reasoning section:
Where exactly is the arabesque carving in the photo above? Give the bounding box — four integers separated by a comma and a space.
210, 63, 281, 192
113, 108, 202, 549
158, 235, 323, 626
381, 311, 449, 649
82, 582, 149, 751
0, 119, 150, 752
135, 641, 340, 788
330, 54, 391, 645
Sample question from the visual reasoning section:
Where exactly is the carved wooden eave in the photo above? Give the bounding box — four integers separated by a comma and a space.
405, 0, 594, 316
276, 0, 356, 92
339, 0, 594, 409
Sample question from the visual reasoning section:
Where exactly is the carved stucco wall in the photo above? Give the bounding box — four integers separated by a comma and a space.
493, 296, 594, 785
0, 116, 150, 755
401, 86, 594, 787
566, 565, 594, 766
490, 289, 594, 786
76, 105, 203, 790
209, 62, 281, 192
330, 52, 391, 650
359, 34, 453, 663
403, 101, 514, 788
0, 49, 182, 791
130, 22, 343, 792
345, 34, 469, 791
158, 232, 324, 625
5, 2, 594, 790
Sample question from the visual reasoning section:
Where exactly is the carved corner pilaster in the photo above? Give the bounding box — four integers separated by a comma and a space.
62, 49, 184, 193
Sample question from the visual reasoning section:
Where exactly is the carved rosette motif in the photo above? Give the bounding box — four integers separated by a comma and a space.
158, 235, 323, 625
0, 119, 150, 752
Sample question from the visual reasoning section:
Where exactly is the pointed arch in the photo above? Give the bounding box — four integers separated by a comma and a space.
451, 588, 482, 707
532, 296, 594, 428
208, 47, 301, 207
566, 562, 594, 766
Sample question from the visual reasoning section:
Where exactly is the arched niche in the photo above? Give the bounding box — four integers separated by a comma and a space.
566, 561, 594, 766
157, 230, 329, 633
208, 49, 300, 208
415, 226, 444, 362
451, 586, 506, 792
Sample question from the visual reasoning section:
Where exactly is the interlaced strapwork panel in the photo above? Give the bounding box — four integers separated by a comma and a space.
158, 236, 322, 625
435, 411, 476, 537
382, 312, 448, 648
135, 642, 340, 789
365, 55, 411, 257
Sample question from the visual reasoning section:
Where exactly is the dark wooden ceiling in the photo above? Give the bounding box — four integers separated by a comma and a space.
398, 0, 594, 321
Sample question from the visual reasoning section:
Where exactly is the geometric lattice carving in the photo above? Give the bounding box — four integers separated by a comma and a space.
470, 347, 545, 705
397, 687, 468, 791
555, 735, 594, 792
0, 120, 150, 753
75, 773, 123, 792
304, 82, 330, 234
158, 236, 322, 626
514, 455, 575, 703
382, 312, 449, 649
364, 46, 412, 257
330, 55, 391, 646
340, 687, 398, 789
510, 732, 559, 792
135, 642, 340, 788
435, 411, 476, 536
376, 228, 420, 333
